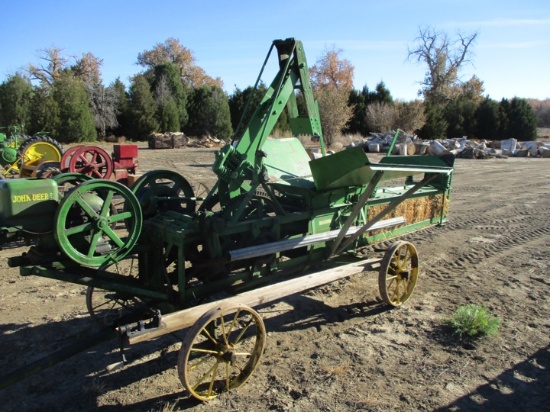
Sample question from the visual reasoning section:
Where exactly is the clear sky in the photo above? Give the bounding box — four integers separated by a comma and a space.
1, 0, 548, 101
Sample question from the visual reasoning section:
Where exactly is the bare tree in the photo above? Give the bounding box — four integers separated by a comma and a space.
28, 46, 69, 85
366, 102, 397, 132
28, 47, 103, 86
408, 26, 478, 104
88, 83, 118, 139
395, 100, 426, 133
316, 88, 354, 147
153, 75, 172, 102
72, 52, 103, 85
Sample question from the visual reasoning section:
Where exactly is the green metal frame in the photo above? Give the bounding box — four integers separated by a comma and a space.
8, 37, 455, 318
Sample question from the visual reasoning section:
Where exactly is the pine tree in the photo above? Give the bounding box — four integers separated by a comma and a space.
153, 63, 188, 129
0, 74, 34, 132
53, 73, 96, 142
111, 78, 130, 137
475, 98, 501, 140
128, 74, 159, 140
186, 85, 232, 139
500, 97, 537, 141
444, 97, 478, 138
418, 103, 448, 139
29, 86, 60, 136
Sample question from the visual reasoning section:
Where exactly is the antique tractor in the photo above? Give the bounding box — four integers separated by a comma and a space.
0, 130, 63, 179
3, 38, 454, 400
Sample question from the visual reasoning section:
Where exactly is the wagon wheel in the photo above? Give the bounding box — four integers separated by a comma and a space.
131, 170, 196, 219
378, 241, 419, 307
69, 146, 113, 179
85, 287, 144, 326
177, 302, 266, 401
54, 180, 142, 268
191, 181, 210, 212
85, 253, 144, 325
60, 145, 83, 171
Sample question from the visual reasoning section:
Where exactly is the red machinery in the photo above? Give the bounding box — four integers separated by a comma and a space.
59, 144, 138, 184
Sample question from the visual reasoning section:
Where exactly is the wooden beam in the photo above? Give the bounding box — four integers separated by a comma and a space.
122, 258, 379, 345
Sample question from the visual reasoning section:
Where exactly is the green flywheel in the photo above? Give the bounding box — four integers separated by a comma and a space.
54, 180, 142, 268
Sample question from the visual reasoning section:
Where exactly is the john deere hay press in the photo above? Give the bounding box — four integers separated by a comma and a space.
0, 38, 454, 401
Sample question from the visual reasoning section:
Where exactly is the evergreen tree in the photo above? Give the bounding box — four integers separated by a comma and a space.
53, 73, 96, 142
186, 85, 232, 139
444, 97, 478, 137
29, 86, 60, 136
371, 81, 393, 105
111, 78, 130, 137
229, 84, 267, 137
346, 86, 368, 135
474, 97, 501, 140
0, 74, 34, 132
157, 98, 180, 132
153, 63, 188, 129
500, 97, 537, 141
418, 103, 448, 139
128, 74, 158, 139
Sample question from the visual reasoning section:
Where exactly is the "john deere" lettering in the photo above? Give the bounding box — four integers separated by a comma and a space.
12, 192, 52, 203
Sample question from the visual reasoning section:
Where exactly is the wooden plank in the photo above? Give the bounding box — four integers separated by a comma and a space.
123, 258, 379, 344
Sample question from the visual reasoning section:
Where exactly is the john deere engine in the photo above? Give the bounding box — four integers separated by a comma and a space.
0, 178, 59, 244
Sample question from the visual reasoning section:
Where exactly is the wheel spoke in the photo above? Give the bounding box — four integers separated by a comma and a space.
87, 229, 103, 257
189, 347, 220, 356
101, 225, 124, 248
188, 353, 217, 371
192, 361, 219, 391
75, 195, 99, 219
65, 221, 94, 236
234, 317, 254, 345
225, 362, 231, 391
201, 326, 218, 346
109, 211, 132, 223
100, 190, 115, 217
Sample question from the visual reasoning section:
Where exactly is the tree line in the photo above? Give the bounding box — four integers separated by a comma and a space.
0, 31, 543, 146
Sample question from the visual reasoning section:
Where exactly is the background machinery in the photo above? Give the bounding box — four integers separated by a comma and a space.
0, 129, 63, 179
2, 38, 454, 400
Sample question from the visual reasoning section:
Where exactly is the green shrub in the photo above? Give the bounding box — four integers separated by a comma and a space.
447, 304, 500, 338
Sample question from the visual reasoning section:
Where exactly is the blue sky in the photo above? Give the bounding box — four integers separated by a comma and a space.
1, 0, 548, 101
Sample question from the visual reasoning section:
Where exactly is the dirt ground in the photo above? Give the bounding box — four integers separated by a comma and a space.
1, 142, 549, 412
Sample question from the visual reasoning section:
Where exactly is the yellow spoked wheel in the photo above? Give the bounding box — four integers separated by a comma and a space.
178, 303, 266, 401
378, 241, 419, 307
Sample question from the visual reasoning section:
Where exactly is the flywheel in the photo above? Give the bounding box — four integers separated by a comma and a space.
54, 180, 142, 268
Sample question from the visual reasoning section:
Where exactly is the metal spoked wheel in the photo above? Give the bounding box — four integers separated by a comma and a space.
378, 241, 419, 307
191, 181, 210, 212
60, 145, 84, 171
86, 287, 143, 326
54, 180, 142, 268
131, 170, 196, 219
68, 145, 113, 179
85, 254, 147, 326
177, 303, 266, 401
